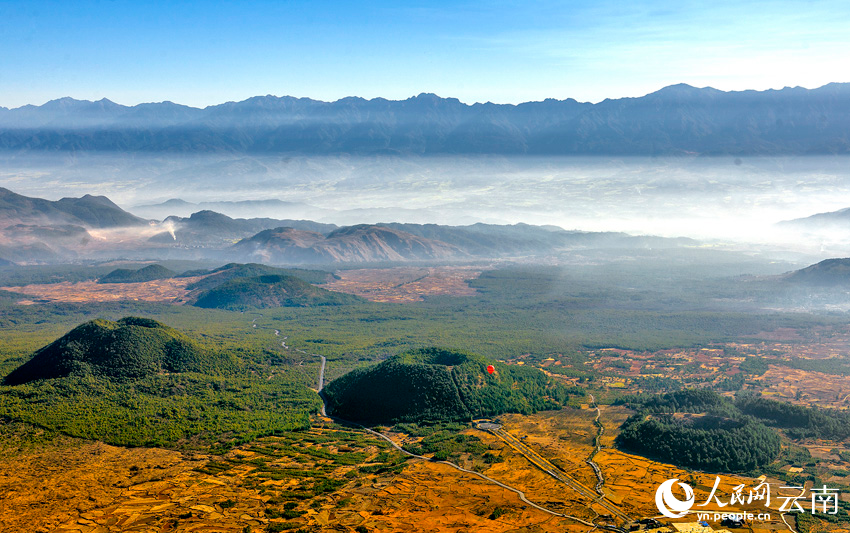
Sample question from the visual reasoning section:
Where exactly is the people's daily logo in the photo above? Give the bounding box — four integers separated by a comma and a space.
655, 477, 841, 521
655, 478, 695, 518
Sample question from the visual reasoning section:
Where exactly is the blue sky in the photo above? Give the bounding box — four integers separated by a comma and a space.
1, 0, 848, 108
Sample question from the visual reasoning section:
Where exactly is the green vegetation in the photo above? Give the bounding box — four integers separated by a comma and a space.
395, 422, 494, 463
0, 373, 318, 448
735, 394, 850, 440
185, 263, 334, 291
97, 264, 175, 283
616, 389, 781, 472
616, 412, 780, 472
739, 356, 769, 375
3, 317, 235, 384
778, 357, 850, 376
0, 262, 841, 457
0, 316, 320, 448
323, 347, 577, 423
193, 274, 363, 310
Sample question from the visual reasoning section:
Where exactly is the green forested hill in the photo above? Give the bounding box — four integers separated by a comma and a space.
192, 274, 363, 310
97, 264, 176, 284
615, 389, 782, 473
323, 347, 576, 423
184, 263, 334, 291
3, 316, 235, 384
0, 315, 317, 448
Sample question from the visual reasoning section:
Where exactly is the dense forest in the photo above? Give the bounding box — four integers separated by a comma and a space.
97, 264, 176, 284
617, 388, 850, 473
3, 317, 236, 384
615, 389, 780, 472
616, 412, 780, 472
192, 274, 362, 310
323, 347, 578, 423
0, 316, 321, 449
735, 394, 850, 441
183, 263, 335, 291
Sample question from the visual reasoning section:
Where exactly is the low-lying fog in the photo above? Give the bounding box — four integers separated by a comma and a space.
3, 152, 850, 252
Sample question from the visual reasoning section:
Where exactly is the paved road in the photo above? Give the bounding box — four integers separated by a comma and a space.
483, 425, 630, 526
343, 419, 597, 526
586, 394, 606, 494
256, 317, 624, 530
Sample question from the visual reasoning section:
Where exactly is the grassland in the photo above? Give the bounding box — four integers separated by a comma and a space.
1, 260, 850, 531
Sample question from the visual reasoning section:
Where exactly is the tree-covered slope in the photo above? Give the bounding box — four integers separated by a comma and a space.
615, 389, 781, 473
323, 347, 575, 423
184, 262, 334, 291
3, 317, 235, 384
192, 274, 362, 310
97, 264, 176, 283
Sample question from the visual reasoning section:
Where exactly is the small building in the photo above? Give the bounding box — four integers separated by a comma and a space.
670, 523, 713, 533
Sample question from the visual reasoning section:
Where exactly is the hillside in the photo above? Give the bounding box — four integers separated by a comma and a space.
615, 390, 781, 473
784, 258, 850, 286
323, 347, 573, 423
148, 210, 335, 245
0, 187, 147, 228
2, 84, 850, 155
192, 274, 362, 310
183, 262, 335, 291
132, 198, 332, 221
3, 317, 234, 384
97, 264, 176, 284
779, 207, 850, 230
232, 224, 463, 264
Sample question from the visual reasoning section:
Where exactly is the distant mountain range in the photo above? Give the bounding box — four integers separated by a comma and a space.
782, 258, 850, 286
132, 198, 332, 220
0, 187, 146, 228
151, 210, 336, 245
0, 186, 695, 264
779, 207, 850, 231
2, 83, 850, 155
230, 225, 464, 263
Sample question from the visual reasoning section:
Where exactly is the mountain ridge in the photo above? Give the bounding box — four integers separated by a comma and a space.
3, 83, 850, 155
231, 224, 465, 264
0, 187, 148, 228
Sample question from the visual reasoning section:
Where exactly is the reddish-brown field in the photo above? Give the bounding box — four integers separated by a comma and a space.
323, 266, 483, 302
1, 277, 204, 304
1, 266, 483, 305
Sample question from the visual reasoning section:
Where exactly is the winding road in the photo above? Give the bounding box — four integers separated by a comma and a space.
586, 394, 606, 494
484, 425, 630, 527
251, 315, 626, 531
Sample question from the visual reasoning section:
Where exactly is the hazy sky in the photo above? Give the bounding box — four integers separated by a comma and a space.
1, 0, 848, 108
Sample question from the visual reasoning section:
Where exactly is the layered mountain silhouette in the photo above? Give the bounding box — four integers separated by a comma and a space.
0, 187, 147, 228
231, 224, 464, 263
0, 187, 695, 263
132, 198, 331, 220
0, 188, 149, 261
149, 210, 335, 245
2, 83, 850, 155
779, 207, 850, 231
